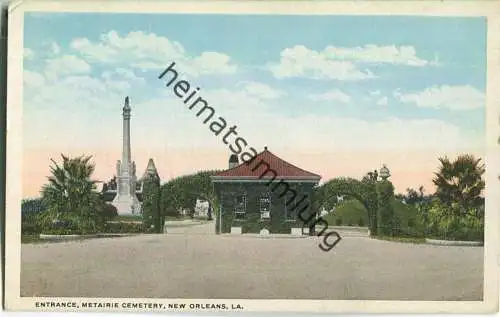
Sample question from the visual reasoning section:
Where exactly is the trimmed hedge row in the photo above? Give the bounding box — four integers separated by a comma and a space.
104, 222, 150, 234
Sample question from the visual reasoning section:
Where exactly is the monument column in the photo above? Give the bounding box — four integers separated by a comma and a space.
112, 96, 141, 215
122, 97, 132, 170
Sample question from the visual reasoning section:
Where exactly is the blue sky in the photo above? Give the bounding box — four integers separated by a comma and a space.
22, 12, 487, 196
24, 13, 486, 134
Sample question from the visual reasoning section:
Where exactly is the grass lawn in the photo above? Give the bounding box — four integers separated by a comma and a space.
323, 198, 420, 227
322, 199, 426, 242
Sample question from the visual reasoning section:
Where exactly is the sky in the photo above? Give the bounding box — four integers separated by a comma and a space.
22, 13, 486, 198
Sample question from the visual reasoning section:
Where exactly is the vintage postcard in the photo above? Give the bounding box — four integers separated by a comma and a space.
4, 0, 500, 314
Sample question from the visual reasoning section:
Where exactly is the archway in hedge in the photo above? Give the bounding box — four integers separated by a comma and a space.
160, 170, 220, 220
318, 177, 379, 236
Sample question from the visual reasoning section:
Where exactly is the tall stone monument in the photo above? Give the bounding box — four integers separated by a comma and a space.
112, 97, 141, 215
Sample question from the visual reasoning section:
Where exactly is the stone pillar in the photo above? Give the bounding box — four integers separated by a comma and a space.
112, 97, 141, 216
122, 96, 132, 167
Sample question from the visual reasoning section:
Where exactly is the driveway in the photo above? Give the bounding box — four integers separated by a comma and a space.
165, 220, 215, 235
21, 233, 483, 300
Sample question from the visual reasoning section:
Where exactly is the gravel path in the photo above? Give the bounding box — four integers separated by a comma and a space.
21, 225, 483, 300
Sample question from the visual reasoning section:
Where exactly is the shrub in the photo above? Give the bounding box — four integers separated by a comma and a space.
427, 199, 484, 241
21, 219, 41, 235
335, 218, 342, 226
22, 213, 42, 235
408, 218, 415, 228
436, 214, 483, 241
389, 213, 426, 238
104, 222, 148, 234
21, 198, 47, 235
101, 203, 118, 221
21, 198, 46, 215
358, 217, 364, 227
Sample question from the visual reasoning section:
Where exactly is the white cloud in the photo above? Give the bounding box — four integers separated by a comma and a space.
101, 68, 146, 93
22, 67, 480, 157
71, 37, 119, 61
24, 68, 146, 113
244, 114, 478, 153
270, 45, 376, 81
44, 55, 91, 79
24, 48, 35, 60
156, 86, 477, 152
394, 85, 485, 110
370, 90, 381, 96
376, 96, 388, 106
239, 81, 285, 99
23, 70, 45, 88
102, 68, 140, 81
51, 42, 61, 55
269, 44, 433, 80
309, 89, 351, 103
201, 88, 269, 120
22, 69, 150, 150
139, 84, 480, 152
324, 45, 431, 66
71, 30, 237, 77
184, 52, 237, 76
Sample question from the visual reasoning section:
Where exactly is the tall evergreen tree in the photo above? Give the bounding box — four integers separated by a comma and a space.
142, 174, 162, 232
376, 180, 395, 235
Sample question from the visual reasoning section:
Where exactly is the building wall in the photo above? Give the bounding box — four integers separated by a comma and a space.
214, 181, 316, 234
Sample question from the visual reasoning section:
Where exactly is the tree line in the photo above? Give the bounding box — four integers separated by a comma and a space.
22, 153, 485, 242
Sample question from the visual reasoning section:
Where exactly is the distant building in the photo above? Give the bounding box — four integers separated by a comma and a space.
194, 199, 210, 217
211, 147, 321, 235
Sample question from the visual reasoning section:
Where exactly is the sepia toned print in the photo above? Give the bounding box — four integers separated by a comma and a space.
4, 0, 500, 314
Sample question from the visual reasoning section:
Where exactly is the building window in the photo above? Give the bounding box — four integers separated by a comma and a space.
234, 193, 247, 220
260, 193, 271, 219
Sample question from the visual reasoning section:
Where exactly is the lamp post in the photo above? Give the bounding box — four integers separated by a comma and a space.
379, 164, 391, 181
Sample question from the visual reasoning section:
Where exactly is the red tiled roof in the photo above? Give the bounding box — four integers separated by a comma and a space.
213, 148, 321, 180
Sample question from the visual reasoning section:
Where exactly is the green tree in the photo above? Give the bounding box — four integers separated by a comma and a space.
376, 180, 395, 235
142, 174, 162, 232
432, 154, 485, 215
40, 154, 105, 233
160, 170, 221, 219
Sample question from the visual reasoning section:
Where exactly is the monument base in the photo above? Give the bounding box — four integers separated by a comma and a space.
112, 195, 142, 216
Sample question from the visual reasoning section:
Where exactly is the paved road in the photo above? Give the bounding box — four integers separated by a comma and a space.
21, 228, 483, 300
165, 220, 215, 235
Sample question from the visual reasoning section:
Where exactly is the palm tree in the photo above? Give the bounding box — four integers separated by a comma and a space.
40, 154, 104, 233
432, 154, 485, 215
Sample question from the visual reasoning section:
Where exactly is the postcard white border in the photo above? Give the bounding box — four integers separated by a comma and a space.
5, 0, 500, 314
